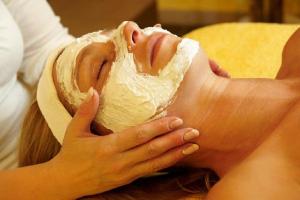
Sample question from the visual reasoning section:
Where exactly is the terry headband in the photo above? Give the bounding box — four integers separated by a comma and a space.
37, 32, 109, 144
37, 45, 71, 144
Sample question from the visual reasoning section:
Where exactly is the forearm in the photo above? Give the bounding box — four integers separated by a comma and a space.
0, 161, 75, 200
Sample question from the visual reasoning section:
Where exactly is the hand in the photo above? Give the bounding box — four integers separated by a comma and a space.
209, 59, 230, 78
49, 88, 200, 199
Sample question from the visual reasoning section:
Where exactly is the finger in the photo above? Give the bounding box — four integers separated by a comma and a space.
66, 87, 99, 138
110, 117, 183, 152
125, 128, 199, 164
219, 70, 231, 78
214, 66, 230, 78
209, 59, 220, 72
209, 59, 230, 78
130, 143, 199, 178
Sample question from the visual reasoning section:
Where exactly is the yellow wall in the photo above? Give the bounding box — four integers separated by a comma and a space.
185, 23, 299, 79
158, 0, 300, 16
157, 0, 249, 12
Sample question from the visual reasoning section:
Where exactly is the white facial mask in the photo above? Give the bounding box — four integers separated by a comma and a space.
55, 22, 199, 132
55, 32, 110, 107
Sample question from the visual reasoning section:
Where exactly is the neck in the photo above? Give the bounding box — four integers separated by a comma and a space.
171, 74, 299, 176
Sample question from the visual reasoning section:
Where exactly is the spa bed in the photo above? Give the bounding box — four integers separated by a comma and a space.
185, 23, 299, 79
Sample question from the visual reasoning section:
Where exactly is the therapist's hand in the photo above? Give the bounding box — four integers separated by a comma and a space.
50, 88, 199, 199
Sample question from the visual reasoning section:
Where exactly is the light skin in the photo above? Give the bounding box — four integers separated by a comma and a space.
203, 28, 300, 200
72, 22, 183, 94
0, 23, 205, 200
56, 21, 300, 199
55, 22, 229, 133
0, 89, 199, 200
206, 102, 300, 200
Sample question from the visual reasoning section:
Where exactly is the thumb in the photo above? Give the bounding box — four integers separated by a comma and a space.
66, 87, 100, 138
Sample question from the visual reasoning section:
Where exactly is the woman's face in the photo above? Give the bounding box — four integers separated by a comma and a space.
54, 21, 213, 133
75, 22, 182, 93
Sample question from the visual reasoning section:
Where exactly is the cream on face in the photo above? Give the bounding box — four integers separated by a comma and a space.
55, 32, 110, 107
55, 22, 199, 132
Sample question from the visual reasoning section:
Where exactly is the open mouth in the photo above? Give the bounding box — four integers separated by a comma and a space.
149, 33, 167, 67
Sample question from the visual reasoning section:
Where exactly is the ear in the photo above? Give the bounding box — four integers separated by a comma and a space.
277, 28, 300, 79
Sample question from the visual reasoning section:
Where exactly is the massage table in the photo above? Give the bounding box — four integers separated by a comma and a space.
185, 23, 299, 79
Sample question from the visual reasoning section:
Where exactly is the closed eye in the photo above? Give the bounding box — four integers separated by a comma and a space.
97, 60, 107, 80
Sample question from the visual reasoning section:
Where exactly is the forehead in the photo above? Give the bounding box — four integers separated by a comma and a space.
75, 30, 112, 45
72, 24, 172, 51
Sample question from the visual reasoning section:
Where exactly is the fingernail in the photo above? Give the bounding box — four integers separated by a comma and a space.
183, 129, 199, 141
182, 144, 199, 155
85, 87, 94, 103
169, 118, 183, 129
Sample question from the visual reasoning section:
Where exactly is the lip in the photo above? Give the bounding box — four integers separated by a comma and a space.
148, 33, 167, 67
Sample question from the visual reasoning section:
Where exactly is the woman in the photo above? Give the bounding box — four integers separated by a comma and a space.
0, 1, 198, 199
21, 21, 300, 199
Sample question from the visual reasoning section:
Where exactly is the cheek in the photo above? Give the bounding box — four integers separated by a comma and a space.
132, 44, 149, 72
152, 38, 179, 74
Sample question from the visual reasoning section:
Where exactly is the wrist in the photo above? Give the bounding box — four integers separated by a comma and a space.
47, 152, 103, 199
0, 161, 80, 200
45, 156, 86, 199
35, 160, 74, 200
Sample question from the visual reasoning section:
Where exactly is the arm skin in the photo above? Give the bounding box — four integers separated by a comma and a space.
0, 90, 199, 200
206, 102, 300, 200
0, 161, 73, 200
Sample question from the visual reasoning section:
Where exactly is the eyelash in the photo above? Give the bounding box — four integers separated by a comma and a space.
97, 60, 107, 80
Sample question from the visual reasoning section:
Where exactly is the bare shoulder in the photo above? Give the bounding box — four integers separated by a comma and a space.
206, 163, 300, 200
205, 101, 300, 200
273, 100, 300, 153
277, 28, 300, 79
279, 100, 300, 126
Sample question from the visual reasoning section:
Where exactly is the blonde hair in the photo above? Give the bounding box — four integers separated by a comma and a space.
19, 101, 215, 199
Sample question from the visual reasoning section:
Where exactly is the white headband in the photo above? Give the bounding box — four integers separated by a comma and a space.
37, 32, 109, 144
37, 45, 71, 144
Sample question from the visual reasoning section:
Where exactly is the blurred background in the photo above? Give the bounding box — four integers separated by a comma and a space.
48, 0, 300, 37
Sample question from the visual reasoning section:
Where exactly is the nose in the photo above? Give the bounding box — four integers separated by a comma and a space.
123, 21, 143, 51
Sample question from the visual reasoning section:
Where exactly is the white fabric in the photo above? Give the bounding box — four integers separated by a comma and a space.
37, 46, 72, 144
0, 0, 73, 169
